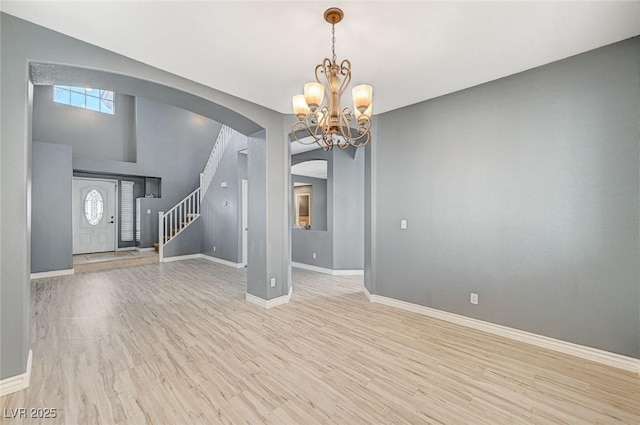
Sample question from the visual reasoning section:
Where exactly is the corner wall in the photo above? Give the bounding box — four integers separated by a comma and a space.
290, 147, 364, 271
200, 131, 248, 264
31, 142, 73, 273
371, 37, 640, 358
33, 86, 137, 162
0, 12, 289, 381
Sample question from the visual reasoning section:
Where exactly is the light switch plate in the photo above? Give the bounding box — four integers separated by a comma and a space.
400, 219, 407, 229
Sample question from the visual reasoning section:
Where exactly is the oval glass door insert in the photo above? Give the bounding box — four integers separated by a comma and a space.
84, 189, 104, 225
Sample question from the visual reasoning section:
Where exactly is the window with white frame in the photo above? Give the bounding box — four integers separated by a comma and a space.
53, 85, 115, 114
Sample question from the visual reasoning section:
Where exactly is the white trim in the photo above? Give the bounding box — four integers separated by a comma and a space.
115, 247, 137, 252
200, 254, 245, 269
71, 176, 120, 255
30, 269, 74, 279
0, 350, 32, 397
367, 293, 640, 376
362, 285, 372, 301
241, 179, 248, 266
161, 253, 202, 263
161, 253, 245, 268
136, 247, 155, 252
292, 262, 364, 276
246, 286, 292, 309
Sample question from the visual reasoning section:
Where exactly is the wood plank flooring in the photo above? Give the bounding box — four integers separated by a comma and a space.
1, 260, 638, 424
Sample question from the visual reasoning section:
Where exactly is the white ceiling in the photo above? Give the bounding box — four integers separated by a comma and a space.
291, 139, 321, 155
2, 1, 639, 114
291, 160, 328, 180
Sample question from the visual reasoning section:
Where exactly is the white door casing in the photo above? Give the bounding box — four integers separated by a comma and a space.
72, 178, 117, 254
242, 179, 248, 266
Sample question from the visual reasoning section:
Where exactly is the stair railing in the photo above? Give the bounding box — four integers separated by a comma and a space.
157, 124, 233, 261
158, 187, 200, 261
200, 124, 232, 201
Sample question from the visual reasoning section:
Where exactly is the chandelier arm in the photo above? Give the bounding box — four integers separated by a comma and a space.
339, 113, 372, 147
320, 133, 333, 151
350, 119, 373, 146
338, 60, 352, 96
315, 59, 332, 84
291, 120, 321, 145
312, 115, 324, 140
338, 111, 354, 142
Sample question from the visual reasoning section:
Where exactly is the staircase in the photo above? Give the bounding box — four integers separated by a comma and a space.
157, 125, 233, 261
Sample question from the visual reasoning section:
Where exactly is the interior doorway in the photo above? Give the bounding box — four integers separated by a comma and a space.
72, 177, 118, 254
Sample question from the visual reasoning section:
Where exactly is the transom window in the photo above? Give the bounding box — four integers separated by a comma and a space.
84, 189, 104, 226
53, 85, 114, 114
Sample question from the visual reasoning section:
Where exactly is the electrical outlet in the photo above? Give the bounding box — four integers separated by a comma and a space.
312, 252, 317, 259
146, 209, 151, 215
470, 293, 479, 305
400, 219, 408, 229
213, 246, 216, 252
270, 278, 276, 288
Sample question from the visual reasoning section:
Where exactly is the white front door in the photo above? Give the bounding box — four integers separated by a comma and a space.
72, 178, 117, 254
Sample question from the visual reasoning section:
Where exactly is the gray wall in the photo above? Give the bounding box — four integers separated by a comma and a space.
290, 147, 364, 271
31, 94, 222, 259
77, 97, 223, 214
137, 198, 163, 248
1, 12, 290, 380
163, 219, 202, 258
292, 230, 333, 269
201, 131, 248, 263
31, 142, 73, 273
331, 148, 365, 270
291, 174, 331, 268
364, 121, 378, 295
371, 37, 640, 358
33, 85, 137, 162
247, 132, 269, 299
291, 175, 328, 231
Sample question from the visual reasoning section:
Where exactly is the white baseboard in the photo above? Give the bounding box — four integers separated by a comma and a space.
200, 254, 245, 269
366, 293, 640, 376
246, 286, 292, 309
362, 285, 372, 301
136, 247, 155, 252
161, 253, 201, 263
161, 253, 245, 268
292, 262, 364, 276
30, 269, 74, 279
116, 247, 137, 252
0, 350, 32, 397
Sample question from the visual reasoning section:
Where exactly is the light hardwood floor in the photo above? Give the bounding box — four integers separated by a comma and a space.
2, 260, 639, 424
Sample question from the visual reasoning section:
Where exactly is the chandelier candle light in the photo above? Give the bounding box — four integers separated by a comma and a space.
291, 7, 373, 150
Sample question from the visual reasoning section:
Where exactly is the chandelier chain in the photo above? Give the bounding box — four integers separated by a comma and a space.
331, 23, 336, 64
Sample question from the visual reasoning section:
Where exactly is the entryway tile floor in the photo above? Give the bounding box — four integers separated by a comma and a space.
73, 250, 158, 273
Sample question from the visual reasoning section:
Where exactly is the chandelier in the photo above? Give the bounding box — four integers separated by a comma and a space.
291, 7, 373, 151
